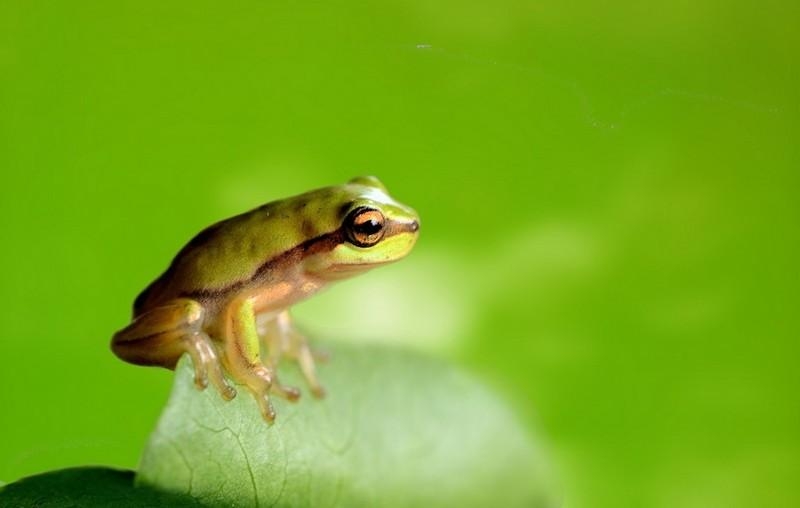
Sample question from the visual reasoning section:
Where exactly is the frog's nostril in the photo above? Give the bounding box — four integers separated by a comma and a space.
410, 220, 419, 233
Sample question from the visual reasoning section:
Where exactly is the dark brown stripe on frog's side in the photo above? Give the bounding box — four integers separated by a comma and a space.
180, 218, 418, 301
181, 228, 345, 300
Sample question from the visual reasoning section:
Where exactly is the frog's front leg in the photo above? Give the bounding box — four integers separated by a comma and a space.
259, 311, 327, 398
111, 299, 236, 401
223, 299, 301, 423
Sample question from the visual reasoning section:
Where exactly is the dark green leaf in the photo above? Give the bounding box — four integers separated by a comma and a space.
0, 467, 199, 507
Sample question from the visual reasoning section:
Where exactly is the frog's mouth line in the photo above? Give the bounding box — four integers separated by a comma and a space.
329, 259, 397, 272
317, 260, 396, 281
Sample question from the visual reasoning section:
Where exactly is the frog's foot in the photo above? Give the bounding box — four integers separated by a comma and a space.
280, 329, 326, 398
245, 365, 278, 423
183, 332, 237, 401
228, 363, 300, 423
261, 311, 327, 399
293, 336, 326, 398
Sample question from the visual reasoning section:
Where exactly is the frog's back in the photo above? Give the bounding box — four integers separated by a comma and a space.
132, 187, 345, 315
132, 214, 250, 315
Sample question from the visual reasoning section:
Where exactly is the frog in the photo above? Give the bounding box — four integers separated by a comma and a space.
111, 176, 419, 422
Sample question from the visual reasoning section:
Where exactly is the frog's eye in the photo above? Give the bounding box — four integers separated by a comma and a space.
344, 207, 385, 247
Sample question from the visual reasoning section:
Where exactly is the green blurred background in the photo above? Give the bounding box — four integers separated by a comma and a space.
1, 2, 797, 507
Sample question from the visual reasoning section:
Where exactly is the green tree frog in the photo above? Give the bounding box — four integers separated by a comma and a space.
111, 176, 419, 422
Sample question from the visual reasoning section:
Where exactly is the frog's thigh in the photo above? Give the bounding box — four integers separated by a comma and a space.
111, 299, 235, 400
111, 299, 203, 367
225, 299, 300, 422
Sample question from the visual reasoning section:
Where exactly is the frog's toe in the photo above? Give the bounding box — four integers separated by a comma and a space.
272, 383, 301, 402
182, 332, 236, 401
182, 340, 210, 390
193, 371, 209, 390
218, 384, 237, 401
256, 394, 276, 423
311, 347, 331, 363
206, 358, 237, 401
204, 366, 237, 401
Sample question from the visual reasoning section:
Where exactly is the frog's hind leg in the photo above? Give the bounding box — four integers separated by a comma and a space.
111, 299, 236, 401
224, 299, 300, 423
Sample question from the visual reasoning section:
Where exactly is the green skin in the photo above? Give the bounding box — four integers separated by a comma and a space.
112, 176, 420, 422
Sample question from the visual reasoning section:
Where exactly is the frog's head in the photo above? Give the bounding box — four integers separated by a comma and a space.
303, 176, 419, 280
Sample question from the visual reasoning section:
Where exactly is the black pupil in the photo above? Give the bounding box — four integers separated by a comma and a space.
355, 217, 382, 235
